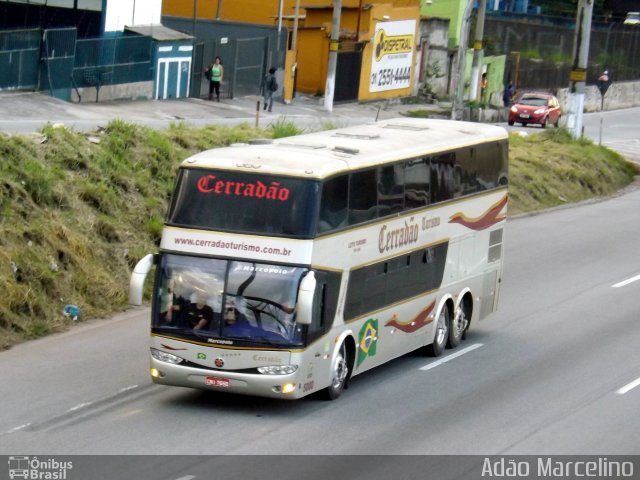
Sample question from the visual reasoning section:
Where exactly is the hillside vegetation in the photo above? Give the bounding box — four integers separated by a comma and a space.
0, 122, 636, 349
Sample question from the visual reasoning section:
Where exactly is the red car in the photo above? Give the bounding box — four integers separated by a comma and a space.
508, 93, 561, 128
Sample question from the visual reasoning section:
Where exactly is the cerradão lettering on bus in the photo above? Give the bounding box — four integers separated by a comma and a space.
197, 175, 290, 201
378, 218, 419, 253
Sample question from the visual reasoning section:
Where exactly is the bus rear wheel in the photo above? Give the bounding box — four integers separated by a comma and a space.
325, 342, 349, 400
425, 306, 449, 357
449, 301, 469, 348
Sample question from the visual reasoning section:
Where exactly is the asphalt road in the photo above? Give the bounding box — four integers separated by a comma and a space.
1, 103, 638, 480
1, 182, 639, 460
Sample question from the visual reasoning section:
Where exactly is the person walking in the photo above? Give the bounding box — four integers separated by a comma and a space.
262, 67, 278, 112
206, 56, 224, 101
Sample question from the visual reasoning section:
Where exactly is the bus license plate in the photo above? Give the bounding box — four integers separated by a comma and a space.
205, 376, 229, 388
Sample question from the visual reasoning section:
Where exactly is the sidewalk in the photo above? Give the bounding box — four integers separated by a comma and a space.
0, 91, 451, 134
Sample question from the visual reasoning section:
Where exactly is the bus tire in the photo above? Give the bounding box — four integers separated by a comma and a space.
449, 298, 470, 348
324, 341, 349, 400
425, 306, 449, 357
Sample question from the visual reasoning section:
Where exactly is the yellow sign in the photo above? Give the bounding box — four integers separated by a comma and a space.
570, 69, 587, 82
374, 29, 413, 61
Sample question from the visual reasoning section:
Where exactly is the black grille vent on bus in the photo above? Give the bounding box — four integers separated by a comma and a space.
332, 132, 380, 140
383, 124, 430, 131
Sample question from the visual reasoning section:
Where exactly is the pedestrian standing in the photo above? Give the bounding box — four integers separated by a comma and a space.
206, 56, 224, 101
502, 81, 515, 108
262, 67, 278, 112
480, 73, 488, 102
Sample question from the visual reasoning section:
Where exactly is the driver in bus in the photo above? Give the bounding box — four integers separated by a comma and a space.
184, 291, 215, 330
223, 298, 252, 336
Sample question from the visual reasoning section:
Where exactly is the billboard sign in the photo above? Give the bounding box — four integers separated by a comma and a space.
369, 19, 416, 93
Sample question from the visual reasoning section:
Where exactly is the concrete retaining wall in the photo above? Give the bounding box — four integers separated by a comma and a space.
557, 80, 640, 113
472, 79, 640, 123
71, 81, 153, 104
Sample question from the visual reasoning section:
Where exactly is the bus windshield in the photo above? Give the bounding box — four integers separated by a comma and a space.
167, 168, 320, 238
154, 253, 307, 347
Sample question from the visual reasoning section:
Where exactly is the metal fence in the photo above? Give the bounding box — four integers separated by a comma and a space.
1, 27, 154, 98
41, 27, 77, 95
0, 28, 40, 90
73, 35, 153, 88
487, 16, 640, 90
163, 16, 284, 99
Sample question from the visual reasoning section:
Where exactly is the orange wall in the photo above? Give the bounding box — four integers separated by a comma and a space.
296, 30, 329, 94
162, 0, 293, 24
163, 0, 420, 101
162, 0, 419, 25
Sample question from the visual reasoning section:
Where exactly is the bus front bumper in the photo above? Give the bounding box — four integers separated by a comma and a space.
150, 357, 305, 399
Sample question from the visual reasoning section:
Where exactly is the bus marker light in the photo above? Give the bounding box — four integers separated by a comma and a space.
150, 368, 160, 378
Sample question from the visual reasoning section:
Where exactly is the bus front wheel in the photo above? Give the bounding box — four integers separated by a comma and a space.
425, 306, 449, 357
325, 342, 349, 400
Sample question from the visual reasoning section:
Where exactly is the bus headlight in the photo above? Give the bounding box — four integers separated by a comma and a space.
151, 347, 184, 365
257, 365, 298, 375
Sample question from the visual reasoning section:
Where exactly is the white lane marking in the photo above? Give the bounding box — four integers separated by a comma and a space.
612, 274, 640, 288
616, 377, 640, 395
6, 423, 31, 434
175, 476, 196, 480
419, 343, 483, 371
67, 402, 92, 412
119, 384, 139, 393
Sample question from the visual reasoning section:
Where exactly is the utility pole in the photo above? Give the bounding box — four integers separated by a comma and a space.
284, 0, 301, 104
469, 0, 487, 101
324, 0, 342, 112
277, 0, 284, 66
451, 0, 475, 120
192, 0, 197, 35
567, 0, 594, 139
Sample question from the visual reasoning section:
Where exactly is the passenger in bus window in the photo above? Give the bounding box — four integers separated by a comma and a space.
184, 291, 214, 330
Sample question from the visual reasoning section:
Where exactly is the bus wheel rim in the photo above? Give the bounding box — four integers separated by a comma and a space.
332, 348, 348, 389
436, 310, 448, 345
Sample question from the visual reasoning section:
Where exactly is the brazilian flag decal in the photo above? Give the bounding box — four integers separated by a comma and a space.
357, 318, 378, 367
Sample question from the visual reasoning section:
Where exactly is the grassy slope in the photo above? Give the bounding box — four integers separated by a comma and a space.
0, 123, 635, 349
508, 129, 636, 215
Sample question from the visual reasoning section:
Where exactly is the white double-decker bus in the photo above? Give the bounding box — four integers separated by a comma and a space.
130, 118, 508, 400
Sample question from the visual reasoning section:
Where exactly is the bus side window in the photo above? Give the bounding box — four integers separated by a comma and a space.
431, 153, 455, 203
318, 175, 348, 233
377, 164, 404, 215
348, 169, 378, 225
404, 157, 430, 210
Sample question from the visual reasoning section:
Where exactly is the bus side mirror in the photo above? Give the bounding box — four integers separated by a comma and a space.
129, 253, 154, 306
296, 271, 316, 325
